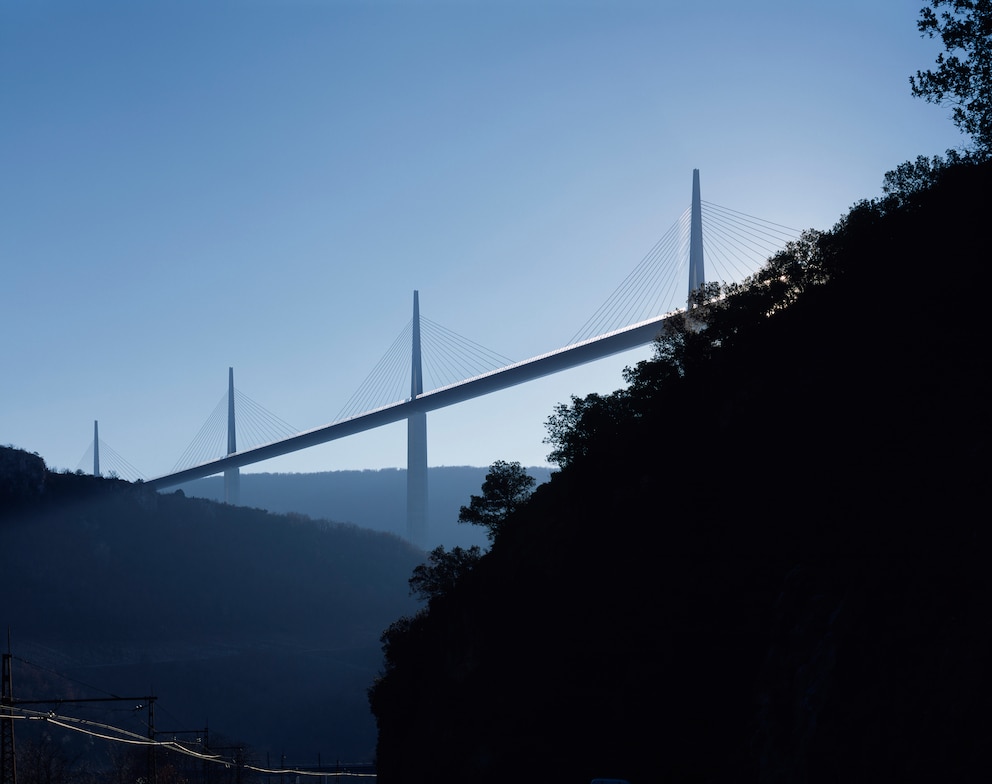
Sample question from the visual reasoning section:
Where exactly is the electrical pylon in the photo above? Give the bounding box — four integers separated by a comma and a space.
2, 632, 16, 784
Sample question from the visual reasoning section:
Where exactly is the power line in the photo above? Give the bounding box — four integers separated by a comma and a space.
3, 654, 376, 779
5, 704, 374, 778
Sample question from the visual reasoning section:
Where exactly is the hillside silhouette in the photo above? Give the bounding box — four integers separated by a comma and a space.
369, 157, 992, 783
0, 456, 423, 767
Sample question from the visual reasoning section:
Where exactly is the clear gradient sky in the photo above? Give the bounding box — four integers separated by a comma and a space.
1, 0, 964, 479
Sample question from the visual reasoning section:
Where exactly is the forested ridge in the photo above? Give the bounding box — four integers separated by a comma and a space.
369, 157, 992, 783
177, 465, 552, 550
0, 453, 423, 766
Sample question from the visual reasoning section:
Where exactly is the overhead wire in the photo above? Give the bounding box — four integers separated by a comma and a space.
13, 654, 121, 699
6, 703, 373, 778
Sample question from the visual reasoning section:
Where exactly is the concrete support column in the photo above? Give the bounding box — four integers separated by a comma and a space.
224, 366, 241, 505
93, 420, 101, 477
688, 168, 706, 308
407, 291, 428, 548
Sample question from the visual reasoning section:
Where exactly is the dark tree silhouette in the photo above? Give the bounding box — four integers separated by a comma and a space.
369, 156, 992, 784
544, 392, 631, 469
408, 544, 482, 602
911, 0, 992, 154
457, 460, 535, 543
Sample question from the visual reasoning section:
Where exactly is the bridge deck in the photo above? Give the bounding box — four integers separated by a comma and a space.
146, 313, 672, 489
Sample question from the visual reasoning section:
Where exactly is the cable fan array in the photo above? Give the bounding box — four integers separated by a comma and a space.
333, 316, 516, 423
172, 388, 298, 473
75, 437, 145, 482
568, 201, 799, 345
89, 199, 799, 475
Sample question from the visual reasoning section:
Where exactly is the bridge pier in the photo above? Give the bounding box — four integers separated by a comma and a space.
93, 420, 100, 477
688, 168, 706, 308
407, 291, 429, 548
225, 367, 241, 505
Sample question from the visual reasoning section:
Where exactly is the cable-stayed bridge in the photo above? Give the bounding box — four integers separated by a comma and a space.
87, 171, 799, 546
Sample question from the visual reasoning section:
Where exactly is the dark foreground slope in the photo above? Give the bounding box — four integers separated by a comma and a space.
0, 459, 422, 765
369, 159, 992, 784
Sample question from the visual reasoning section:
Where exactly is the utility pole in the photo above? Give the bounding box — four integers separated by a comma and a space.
8, 694, 156, 784
155, 726, 207, 783
210, 745, 245, 784
1, 634, 15, 784
146, 697, 156, 784
3, 644, 158, 784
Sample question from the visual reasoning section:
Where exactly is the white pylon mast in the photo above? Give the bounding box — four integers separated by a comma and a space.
93, 420, 100, 477
407, 291, 428, 548
224, 367, 241, 505
687, 168, 706, 308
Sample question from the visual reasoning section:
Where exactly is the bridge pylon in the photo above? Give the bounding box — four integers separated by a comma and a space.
688, 168, 706, 308
407, 291, 429, 548
224, 367, 241, 505
93, 420, 100, 477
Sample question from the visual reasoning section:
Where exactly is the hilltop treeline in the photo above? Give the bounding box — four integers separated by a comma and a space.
177, 465, 553, 550
1, 461, 421, 645
368, 156, 992, 783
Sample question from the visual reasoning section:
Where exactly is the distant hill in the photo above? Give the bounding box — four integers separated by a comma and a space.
177, 465, 553, 550
0, 452, 425, 769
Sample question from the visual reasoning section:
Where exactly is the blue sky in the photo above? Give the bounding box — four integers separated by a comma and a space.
1, 0, 964, 479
